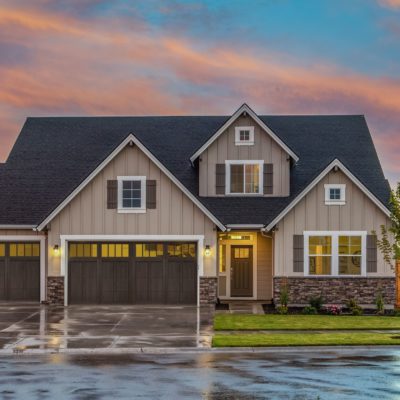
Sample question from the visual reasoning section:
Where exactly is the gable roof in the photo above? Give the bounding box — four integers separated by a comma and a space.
189, 103, 299, 163
0, 113, 390, 229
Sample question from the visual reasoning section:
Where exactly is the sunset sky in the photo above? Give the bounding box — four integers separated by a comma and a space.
0, 0, 399, 183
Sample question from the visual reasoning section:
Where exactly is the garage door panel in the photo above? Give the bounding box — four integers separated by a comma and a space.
148, 262, 164, 303
100, 261, 129, 304
181, 262, 197, 304
69, 260, 98, 304
165, 261, 181, 304
8, 260, 39, 301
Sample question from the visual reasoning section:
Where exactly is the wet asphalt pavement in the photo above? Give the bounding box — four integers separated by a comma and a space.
1, 349, 400, 399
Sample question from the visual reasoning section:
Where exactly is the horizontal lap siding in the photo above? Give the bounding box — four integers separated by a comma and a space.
274, 170, 392, 277
48, 145, 217, 277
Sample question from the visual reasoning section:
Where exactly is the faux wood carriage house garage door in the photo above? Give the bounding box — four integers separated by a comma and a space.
0, 242, 40, 301
68, 242, 197, 304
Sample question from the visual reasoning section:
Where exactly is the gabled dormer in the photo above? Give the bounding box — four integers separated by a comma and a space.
190, 104, 298, 197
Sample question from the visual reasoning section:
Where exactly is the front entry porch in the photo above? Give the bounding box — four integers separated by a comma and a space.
217, 231, 273, 301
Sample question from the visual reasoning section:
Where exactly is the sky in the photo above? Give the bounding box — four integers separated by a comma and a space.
0, 0, 399, 184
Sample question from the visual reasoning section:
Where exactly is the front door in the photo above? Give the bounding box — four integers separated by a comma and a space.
230, 245, 253, 297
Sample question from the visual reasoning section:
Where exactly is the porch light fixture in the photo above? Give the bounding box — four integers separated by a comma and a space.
204, 245, 211, 257
53, 244, 60, 255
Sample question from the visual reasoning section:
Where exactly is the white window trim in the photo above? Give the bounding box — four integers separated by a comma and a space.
324, 184, 346, 205
225, 160, 264, 196
234, 126, 254, 145
117, 176, 146, 213
304, 231, 367, 277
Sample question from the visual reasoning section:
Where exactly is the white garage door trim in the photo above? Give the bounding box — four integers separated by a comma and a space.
60, 234, 205, 307
0, 235, 46, 302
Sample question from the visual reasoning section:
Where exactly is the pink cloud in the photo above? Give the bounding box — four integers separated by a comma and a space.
0, 4, 399, 185
377, 0, 400, 9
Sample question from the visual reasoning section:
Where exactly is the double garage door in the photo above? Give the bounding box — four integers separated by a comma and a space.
0, 242, 40, 301
68, 242, 197, 305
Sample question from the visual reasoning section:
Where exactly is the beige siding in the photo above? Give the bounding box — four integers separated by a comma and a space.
47, 145, 217, 277
274, 170, 392, 277
199, 114, 290, 196
0, 230, 41, 236
257, 233, 273, 300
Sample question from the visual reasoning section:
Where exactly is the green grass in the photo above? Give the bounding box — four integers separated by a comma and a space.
214, 314, 400, 331
212, 332, 400, 347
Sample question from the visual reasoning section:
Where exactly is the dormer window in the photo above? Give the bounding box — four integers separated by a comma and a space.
324, 184, 346, 205
225, 160, 263, 195
235, 126, 254, 146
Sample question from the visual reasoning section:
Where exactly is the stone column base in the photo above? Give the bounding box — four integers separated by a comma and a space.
47, 277, 64, 305
274, 276, 396, 306
199, 276, 218, 305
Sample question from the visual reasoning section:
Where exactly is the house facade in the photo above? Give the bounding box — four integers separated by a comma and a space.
0, 104, 394, 306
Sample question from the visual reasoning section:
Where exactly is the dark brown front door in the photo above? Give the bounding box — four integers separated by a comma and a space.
231, 245, 253, 297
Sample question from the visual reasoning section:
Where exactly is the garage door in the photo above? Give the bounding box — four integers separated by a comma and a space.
68, 242, 197, 304
0, 242, 40, 301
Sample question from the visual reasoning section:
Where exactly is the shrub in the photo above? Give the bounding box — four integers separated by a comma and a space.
324, 305, 342, 315
302, 306, 317, 315
346, 298, 363, 316
276, 305, 288, 315
279, 284, 289, 307
309, 295, 324, 312
375, 291, 385, 315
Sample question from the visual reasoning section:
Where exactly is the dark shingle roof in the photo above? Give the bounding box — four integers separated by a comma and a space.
0, 115, 390, 226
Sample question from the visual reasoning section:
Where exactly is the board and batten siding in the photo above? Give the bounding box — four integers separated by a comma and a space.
198, 115, 290, 197
257, 233, 273, 300
274, 170, 392, 277
47, 145, 217, 277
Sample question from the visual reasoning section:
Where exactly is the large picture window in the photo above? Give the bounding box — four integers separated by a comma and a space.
304, 232, 366, 276
226, 161, 263, 195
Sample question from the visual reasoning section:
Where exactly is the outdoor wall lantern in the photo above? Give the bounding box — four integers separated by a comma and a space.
53, 244, 60, 256
204, 245, 211, 257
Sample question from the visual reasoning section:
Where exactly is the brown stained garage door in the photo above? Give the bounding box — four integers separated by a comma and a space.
0, 243, 40, 301
68, 242, 197, 305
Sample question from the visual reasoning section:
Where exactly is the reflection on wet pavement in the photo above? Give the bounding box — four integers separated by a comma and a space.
1, 350, 400, 399
0, 304, 214, 351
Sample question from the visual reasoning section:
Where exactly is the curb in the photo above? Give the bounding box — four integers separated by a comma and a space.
2, 345, 400, 356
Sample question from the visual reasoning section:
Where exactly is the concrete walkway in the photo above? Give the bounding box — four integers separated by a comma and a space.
0, 304, 214, 353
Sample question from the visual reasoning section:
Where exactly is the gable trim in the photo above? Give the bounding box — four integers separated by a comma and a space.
37, 134, 226, 232
190, 103, 299, 163
264, 159, 391, 231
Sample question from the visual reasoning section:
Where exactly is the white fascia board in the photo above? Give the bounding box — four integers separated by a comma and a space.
37, 134, 226, 232
264, 159, 391, 231
226, 224, 264, 229
190, 103, 299, 163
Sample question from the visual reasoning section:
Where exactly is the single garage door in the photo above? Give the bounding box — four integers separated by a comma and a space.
0, 242, 40, 301
68, 242, 197, 305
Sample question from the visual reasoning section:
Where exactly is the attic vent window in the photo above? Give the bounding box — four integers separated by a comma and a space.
235, 126, 254, 145
324, 184, 346, 205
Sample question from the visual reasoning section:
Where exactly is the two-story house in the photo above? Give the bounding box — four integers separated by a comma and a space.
0, 104, 394, 306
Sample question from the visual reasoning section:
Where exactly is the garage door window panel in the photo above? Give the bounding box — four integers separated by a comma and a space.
69, 243, 98, 258
0, 244, 5, 257
167, 243, 196, 258
101, 243, 129, 258
136, 243, 164, 257
9, 243, 40, 258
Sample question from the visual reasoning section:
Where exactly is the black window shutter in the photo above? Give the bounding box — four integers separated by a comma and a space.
263, 163, 273, 195
367, 234, 377, 273
107, 180, 118, 209
216, 164, 225, 195
146, 180, 157, 209
293, 235, 304, 273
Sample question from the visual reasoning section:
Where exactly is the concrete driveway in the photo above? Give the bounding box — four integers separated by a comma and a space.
0, 304, 214, 352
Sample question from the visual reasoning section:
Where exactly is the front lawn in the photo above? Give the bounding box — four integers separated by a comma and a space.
212, 332, 400, 347
214, 314, 400, 331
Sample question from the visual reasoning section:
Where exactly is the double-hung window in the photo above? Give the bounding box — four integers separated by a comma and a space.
226, 161, 263, 195
304, 232, 366, 276
118, 176, 146, 213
